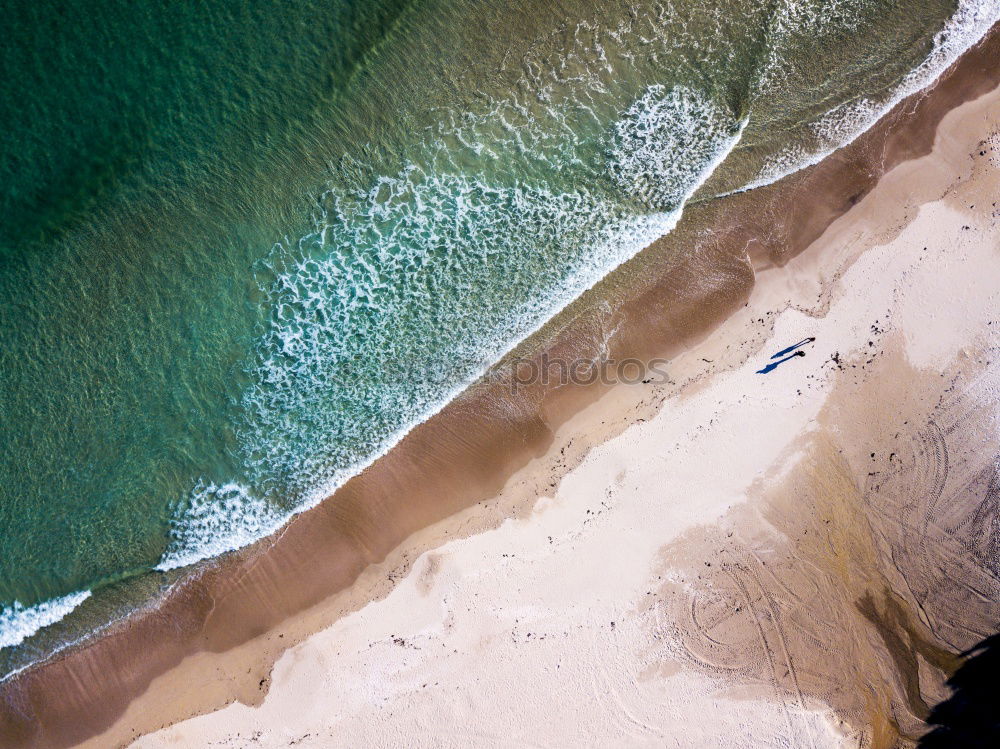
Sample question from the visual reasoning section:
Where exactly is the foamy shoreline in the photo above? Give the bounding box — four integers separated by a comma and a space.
2, 0, 997, 685
157, 0, 1000, 577
1, 21, 999, 749
138, 70, 1000, 748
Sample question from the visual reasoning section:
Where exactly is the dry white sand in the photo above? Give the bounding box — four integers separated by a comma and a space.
133, 84, 1000, 749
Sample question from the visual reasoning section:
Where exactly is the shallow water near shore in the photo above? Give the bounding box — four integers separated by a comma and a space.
1, 0, 997, 678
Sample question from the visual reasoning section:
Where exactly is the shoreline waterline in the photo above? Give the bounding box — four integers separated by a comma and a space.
1, 19, 998, 749
150, 0, 1000, 580
138, 76, 1000, 746
5, 0, 997, 670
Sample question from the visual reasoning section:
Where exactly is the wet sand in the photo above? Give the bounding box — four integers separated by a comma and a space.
137, 70, 1000, 748
2, 24, 999, 749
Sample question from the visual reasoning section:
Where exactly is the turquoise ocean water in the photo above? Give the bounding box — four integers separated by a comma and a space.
1, 0, 997, 678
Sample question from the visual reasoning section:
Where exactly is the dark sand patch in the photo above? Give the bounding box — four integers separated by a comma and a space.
647, 341, 999, 748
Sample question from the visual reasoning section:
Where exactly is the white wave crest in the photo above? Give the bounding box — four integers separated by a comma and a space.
151, 2, 999, 575
0, 590, 92, 650
157, 481, 285, 572
610, 85, 734, 209
744, 0, 1000, 192
157, 90, 747, 572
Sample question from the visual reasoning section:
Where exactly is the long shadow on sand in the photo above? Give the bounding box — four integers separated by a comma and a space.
918, 633, 1000, 748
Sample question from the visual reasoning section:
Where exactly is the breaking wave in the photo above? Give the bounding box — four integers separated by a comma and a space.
158, 0, 1000, 573
0, 591, 92, 651
744, 0, 1000, 191
159, 83, 748, 569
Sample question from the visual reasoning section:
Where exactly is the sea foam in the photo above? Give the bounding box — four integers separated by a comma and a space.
158, 481, 284, 572
0, 590, 92, 651
744, 0, 1000, 191
156, 0, 1000, 575
158, 83, 747, 571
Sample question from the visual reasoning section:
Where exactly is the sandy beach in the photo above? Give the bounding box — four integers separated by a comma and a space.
1, 23, 998, 749
135, 79, 1000, 747
129, 71, 1000, 748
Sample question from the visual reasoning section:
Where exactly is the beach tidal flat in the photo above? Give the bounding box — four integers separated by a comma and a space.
1, 0, 999, 746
